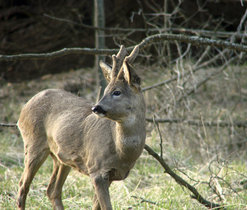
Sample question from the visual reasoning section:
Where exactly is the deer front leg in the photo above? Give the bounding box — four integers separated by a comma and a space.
92, 194, 101, 210
91, 174, 112, 210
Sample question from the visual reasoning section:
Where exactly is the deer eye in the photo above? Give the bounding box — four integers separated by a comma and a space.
112, 90, 121, 96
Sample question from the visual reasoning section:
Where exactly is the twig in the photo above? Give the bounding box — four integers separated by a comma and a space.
208, 159, 243, 200
145, 118, 247, 128
142, 49, 237, 92
142, 77, 175, 92
131, 195, 158, 205
0, 123, 17, 127
153, 116, 163, 159
144, 144, 224, 209
177, 55, 238, 103
1, 33, 247, 61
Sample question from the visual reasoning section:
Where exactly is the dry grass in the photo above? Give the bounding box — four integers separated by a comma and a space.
0, 63, 247, 209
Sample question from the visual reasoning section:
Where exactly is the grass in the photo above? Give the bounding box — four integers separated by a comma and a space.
1, 144, 247, 209
1, 64, 247, 209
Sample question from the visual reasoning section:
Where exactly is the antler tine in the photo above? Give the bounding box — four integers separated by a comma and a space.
111, 45, 128, 78
116, 45, 128, 60
125, 45, 139, 63
111, 55, 117, 77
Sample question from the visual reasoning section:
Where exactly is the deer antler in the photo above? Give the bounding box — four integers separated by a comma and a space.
102, 45, 139, 80
111, 45, 127, 78
125, 45, 139, 63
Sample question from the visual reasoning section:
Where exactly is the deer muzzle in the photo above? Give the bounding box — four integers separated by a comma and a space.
92, 105, 107, 116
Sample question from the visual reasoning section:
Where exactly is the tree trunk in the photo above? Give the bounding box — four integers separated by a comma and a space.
94, 0, 106, 98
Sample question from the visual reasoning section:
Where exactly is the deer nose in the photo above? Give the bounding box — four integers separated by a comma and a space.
92, 105, 106, 115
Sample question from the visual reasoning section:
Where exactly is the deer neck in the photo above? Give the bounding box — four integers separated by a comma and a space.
114, 111, 146, 160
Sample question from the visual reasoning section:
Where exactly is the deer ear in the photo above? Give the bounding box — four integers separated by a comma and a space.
99, 60, 112, 83
120, 61, 141, 90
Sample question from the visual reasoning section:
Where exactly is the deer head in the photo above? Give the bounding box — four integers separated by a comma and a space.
92, 45, 143, 123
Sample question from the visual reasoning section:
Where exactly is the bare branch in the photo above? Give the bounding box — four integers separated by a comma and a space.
177, 55, 238, 103
145, 118, 247, 128
0, 48, 118, 61
1, 33, 247, 61
1, 118, 245, 129
136, 34, 247, 52
141, 49, 238, 92
142, 77, 176, 92
153, 116, 163, 159
1, 118, 246, 129
44, 13, 247, 38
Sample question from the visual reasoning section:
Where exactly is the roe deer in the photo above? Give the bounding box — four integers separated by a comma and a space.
17, 45, 146, 210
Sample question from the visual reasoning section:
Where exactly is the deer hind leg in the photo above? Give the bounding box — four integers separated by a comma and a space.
17, 141, 49, 210
47, 154, 71, 210
91, 174, 112, 210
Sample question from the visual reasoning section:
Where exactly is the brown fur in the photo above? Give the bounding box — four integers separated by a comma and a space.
17, 45, 146, 210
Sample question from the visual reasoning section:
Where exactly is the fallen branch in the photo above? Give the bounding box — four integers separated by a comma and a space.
144, 144, 224, 209
145, 118, 247, 128
1, 33, 247, 61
